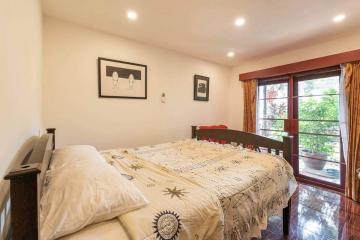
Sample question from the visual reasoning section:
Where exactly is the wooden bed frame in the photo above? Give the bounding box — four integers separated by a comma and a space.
1, 127, 293, 240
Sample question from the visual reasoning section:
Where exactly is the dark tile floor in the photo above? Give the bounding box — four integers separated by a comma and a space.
257, 183, 360, 240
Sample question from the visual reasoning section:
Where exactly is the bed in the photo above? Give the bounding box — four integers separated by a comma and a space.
2, 126, 296, 240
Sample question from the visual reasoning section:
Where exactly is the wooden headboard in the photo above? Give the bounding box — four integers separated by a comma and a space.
2, 128, 56, 240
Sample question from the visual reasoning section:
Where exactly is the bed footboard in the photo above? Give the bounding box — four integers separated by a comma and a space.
191, 126, 293, 236
191, 126, 292, 163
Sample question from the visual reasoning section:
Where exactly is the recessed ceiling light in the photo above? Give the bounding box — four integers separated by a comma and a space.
234, 17, 246, 26
227, 51, 235, 57
127, 10, 138, 20
333, 14, 345, 23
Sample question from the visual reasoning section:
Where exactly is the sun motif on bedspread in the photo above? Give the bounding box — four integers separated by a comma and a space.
153, 210, 181, 240
163, 187, 187, 199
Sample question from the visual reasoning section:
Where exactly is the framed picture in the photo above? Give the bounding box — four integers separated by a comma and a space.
193, 75, 209, 101
98, 57, 147, 99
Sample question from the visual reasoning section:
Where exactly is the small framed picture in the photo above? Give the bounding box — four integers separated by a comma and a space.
98, 57, 147, 99
194, 75, 209, 101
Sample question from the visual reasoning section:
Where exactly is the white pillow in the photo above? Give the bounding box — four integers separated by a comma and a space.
40, 145, 148, 240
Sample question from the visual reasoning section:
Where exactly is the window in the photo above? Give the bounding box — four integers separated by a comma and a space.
257, 79, 288, 141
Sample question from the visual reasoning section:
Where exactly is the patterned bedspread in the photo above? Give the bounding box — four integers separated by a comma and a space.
102, 139, 297, 240
102, 149, 224, 240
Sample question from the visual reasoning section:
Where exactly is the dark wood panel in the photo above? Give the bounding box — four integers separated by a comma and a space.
239, 49, 360, 81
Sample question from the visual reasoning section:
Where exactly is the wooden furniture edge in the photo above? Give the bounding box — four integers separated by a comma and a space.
191, 125, 293, 235
2, 128, 56, 240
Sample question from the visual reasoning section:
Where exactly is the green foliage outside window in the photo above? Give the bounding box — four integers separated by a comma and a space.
299, 88, 339, 155
264, 88, 339, 155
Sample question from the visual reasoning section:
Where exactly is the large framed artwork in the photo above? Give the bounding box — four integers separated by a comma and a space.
98, 57, 147, 99
193, 75, 209, 101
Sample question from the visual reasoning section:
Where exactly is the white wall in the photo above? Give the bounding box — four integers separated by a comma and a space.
0, 0, 43, 177
228, 69, 245, 131
43, 17, 231, 149
228, 31, 360, 131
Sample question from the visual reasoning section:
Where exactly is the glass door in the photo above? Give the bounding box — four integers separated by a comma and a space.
292, 71, 345, 190
256, 69, 345, 191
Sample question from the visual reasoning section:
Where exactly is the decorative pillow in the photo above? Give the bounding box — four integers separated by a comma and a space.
198, 125, 228, 144
198, 124, 228, 130
40, 145, 148, 240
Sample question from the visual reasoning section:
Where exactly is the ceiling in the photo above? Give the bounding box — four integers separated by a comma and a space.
42, 0, 360, 66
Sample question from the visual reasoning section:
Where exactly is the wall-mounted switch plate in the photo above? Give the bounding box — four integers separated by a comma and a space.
161, 93, 166, 103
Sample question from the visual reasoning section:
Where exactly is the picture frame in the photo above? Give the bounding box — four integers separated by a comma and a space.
193, 75, 209, 101
98, 57, 147, 99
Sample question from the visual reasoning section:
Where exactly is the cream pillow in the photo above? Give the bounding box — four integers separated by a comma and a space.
40, 145, 148, 240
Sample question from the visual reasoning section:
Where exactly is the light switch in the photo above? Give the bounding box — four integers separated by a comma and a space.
161, 93, 166, 103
